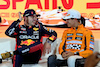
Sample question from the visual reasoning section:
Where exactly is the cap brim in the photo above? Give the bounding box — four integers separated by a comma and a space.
62, 16, 71, 20
36, 14, 41, 17
23, 14, 41, 17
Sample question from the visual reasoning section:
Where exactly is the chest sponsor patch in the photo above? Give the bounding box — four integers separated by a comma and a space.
89, 48, 93, 51
33, 31, 39, 34
20, 39, 35, 46
67, 33, 73, 36
21, 28, 26, 31
75, 37, 82, 40
90, 38, 94, 41
19, 35, 39, 39
89, 44, 94, 48
67, 37, 72, 40
90, 41, 94, 45
33, 27, 39, 31
19, 31, 27, 34
76, 33, 83, 36
66, 44, 81, 50
66, 40, 82, 44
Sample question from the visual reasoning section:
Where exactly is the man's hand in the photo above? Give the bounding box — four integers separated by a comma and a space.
18, 12, 23, 21
43, 41, 51, 56
62, 51, 74, 60
84, 52, 100, 67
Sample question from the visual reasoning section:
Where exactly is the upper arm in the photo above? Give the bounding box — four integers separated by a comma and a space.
41, 25, 57, 42
85, 30, 94, 51
5, 21, 20, 38
59, 31, 67, 54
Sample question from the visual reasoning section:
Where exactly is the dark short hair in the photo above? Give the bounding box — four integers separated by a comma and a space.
23, 9, 36, 17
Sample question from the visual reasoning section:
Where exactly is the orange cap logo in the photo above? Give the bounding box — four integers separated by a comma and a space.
66, 14, 70, 16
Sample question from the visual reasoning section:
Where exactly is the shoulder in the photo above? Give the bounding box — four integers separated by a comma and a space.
80, 27, 93, 35
63, 28, 72, 33
18, 25, 26, 29
84, 27, 92, 33
65, 28, 73, 32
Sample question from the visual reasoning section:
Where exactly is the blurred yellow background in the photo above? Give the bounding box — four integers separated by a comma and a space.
0, 0, 100, 20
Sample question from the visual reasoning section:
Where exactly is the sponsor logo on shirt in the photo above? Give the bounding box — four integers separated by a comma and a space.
47, 29, 54, 32
66, 44, 81, 50
90, 38, 94, 41
67, 37, 72, 40
19, 35, 39, 39
49, 35, 56, 41
89, 44, 94, 48
43, 26, 47, 30
66, 40, 82, 44
90, 41, 94, 45
20, 39, 35, 46
89, 48, 93, 51
67, 33, 73, 36
76, 33, 83, 36
22, 48, 30, 53
75, 37, 82, 40
19, 31, 27, 33
33, 31, 39, 34
21, 28, 26, 31
33, 27, 39, 31
8, 28, 15, 35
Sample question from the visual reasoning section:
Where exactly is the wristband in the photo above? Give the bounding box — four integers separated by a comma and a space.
46, 39, 52, 44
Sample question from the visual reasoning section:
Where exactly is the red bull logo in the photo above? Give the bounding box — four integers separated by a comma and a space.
33, 27, 39, 31
20, 39, 35, 46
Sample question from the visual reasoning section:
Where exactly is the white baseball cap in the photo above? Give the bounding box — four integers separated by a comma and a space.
94, 15, 100, 18
62, 9, 81, 20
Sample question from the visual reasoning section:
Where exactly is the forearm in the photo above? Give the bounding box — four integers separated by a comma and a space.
79, 50, 93, 58
5, 19, 20, 37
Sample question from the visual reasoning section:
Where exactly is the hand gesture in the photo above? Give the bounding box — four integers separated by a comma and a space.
62, 51, 74, 60
18, 12, 23, 21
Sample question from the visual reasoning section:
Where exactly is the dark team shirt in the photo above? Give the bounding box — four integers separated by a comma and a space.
5, 19, 57, 47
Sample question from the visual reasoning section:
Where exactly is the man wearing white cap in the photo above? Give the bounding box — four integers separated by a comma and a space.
48, 9, 94, 67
